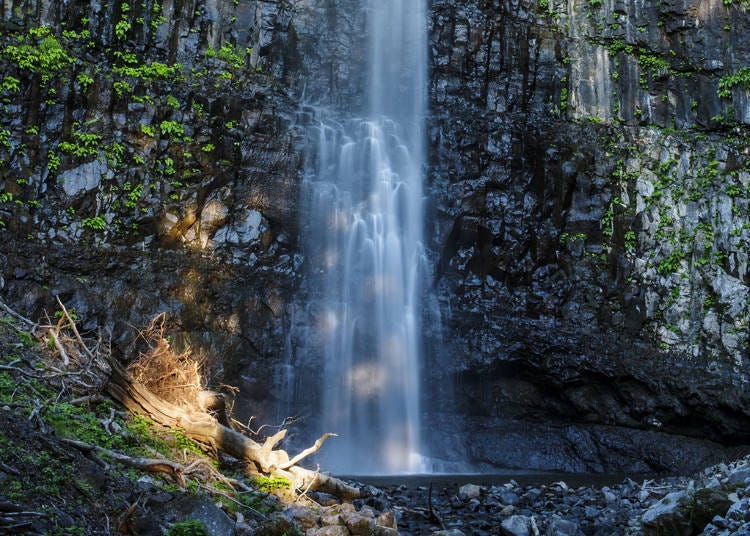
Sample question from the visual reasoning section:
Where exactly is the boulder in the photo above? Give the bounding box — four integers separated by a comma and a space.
501, 515, 532, 536
642, 491, 694, 536
306, 526, 350, 536
458, 483, 482, 500
546, 515, 580, 536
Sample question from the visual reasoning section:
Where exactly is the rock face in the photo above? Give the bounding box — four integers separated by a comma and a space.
0, 0, 307, 423
422, 0, 750, 470
1, 0, 749, 472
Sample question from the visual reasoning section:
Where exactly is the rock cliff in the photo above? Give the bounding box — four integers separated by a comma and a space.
425, 0, 750, 470
1, 0, 749, 472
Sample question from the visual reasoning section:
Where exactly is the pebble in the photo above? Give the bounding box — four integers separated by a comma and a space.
299, 456, 750, 536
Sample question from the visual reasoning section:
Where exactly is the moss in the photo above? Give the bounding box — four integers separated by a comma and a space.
250, 476, 291, 493
165, 520, 210, 536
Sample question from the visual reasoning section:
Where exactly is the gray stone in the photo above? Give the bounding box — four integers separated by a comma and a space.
341, 511, 374, 535
432, 530, 466, 536
283, 505, 319, 530
306, 526, 350, 536
501, 515, 531, 536
375, 510, 397, 530
458, 483, 482, 500
500, 491, 521, 505
546, 515, 579, 536
728, 469, 750, 486
642, 491, 694, 536
58, 158, 112, 196
726, 498, 750, 523
156, 495, 234, 536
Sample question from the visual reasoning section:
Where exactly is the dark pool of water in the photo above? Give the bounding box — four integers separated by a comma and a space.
338, 472, 637, 489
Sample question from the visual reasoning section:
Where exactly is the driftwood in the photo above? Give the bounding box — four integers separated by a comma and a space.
105, 360, 362, 500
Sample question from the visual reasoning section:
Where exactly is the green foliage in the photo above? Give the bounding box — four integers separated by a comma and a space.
624, 230, 637, 252
638, 54, 670, 79
559, 87, 568, 113
166, 95, 181, 108
47, 151, 61, 173
205, 43, 247, 69
3, 27, 75, 82
165, 520, 209, 536
657, 249, 684, 276
58, 125, 102, 159
115, 19, 131, 40
718, 67, 750, 98
114, 60, 182, 81
81, 216, 107, 231
105, 142, 125, 167
113, 80, 132, 97
76, 72, 94, 91
169, 428, 206, 456
160, 120, 185, 138
125, 415, 170, 454
124, 183, 143, 208
0, 128, 10, 149
116, 3, 132, 40
162, 157, 176, 175
141, 124, 156, 137
44, 402, 122, 449
250, 476, 291, 494
560, 232, 586, 246
1, 76, 20, 93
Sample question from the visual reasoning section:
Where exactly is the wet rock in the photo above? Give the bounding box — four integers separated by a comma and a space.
58, 158, 113, 197
340, 511, 374, 535
641, 491, 694, 536
501, 515, 532, 536
152, 495, 235, 536
432, 530, 466, 536
546, 515, 580, 536
283, 505, 319, 531
692, 488, 734, 529
306, 526, 350, 536
370, 527, 398, 536
459, 483, 482, 500
726, 498, 750, 523
728, 469, 750, 486
375, 510, 397, 529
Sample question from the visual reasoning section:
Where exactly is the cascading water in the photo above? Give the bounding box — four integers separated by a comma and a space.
299, 0, 428, 474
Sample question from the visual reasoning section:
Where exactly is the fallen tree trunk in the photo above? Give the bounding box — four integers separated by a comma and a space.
105, 360, 362, 500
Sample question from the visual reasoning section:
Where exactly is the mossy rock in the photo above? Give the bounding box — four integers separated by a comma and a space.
691, 487, 734, 529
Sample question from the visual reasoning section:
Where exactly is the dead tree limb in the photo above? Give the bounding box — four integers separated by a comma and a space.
47, 329, 69, 367
277, 433, 336, 471
0, 300, 36, 329
61, 438, 186, 484
54, 296, 94, 360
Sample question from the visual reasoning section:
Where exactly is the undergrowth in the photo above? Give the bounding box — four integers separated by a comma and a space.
0, 310, 284, 534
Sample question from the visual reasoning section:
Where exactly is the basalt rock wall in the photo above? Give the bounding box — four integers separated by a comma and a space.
1, 0, 749, 473
0, 0, 313, 421
425, 0, 750, 471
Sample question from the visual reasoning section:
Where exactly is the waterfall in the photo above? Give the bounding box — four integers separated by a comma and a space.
300, 0, 428, 474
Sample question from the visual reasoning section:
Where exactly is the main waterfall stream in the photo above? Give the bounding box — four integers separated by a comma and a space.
298, 0, 429, 474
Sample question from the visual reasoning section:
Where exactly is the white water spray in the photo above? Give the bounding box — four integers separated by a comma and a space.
301, 0, 428, 474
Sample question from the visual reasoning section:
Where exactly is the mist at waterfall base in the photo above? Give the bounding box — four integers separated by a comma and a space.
285, 0, 435, 475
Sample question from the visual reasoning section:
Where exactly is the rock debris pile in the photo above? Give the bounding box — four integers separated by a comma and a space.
350, 456, 750, 536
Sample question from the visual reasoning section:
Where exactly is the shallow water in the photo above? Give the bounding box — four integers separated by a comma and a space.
339, 472, 637, 489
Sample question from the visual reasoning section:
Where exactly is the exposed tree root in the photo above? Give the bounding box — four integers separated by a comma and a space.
1, 299, 362, 501
105, 359, 362, 499
61, 438, 188, 485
